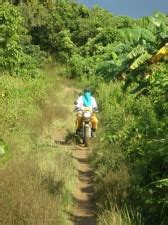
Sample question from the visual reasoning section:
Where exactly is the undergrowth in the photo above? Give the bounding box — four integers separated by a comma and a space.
79, 75, 167, 225
0, 66, 77, 225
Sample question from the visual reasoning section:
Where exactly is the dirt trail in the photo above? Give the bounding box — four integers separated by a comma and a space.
72, 145, 96, 225
50, 84, 96, 224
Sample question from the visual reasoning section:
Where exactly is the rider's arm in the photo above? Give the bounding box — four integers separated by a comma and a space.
74, 96, 83, 111
91, 97, 98, 112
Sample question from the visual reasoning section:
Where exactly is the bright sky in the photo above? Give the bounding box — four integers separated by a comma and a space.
77, 0, 168, 18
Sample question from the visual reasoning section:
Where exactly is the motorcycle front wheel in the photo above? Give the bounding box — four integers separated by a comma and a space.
83, 136, 89, 147
83, 124, 90, 147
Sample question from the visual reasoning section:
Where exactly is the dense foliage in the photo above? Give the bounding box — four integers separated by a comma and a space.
92, 77, 168, 224
1, 1, 168, 224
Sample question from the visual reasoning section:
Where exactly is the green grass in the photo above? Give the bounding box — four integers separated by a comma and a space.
0, 67, 78, 224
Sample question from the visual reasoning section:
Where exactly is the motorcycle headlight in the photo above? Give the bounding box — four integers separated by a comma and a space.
83, 111, 91, 118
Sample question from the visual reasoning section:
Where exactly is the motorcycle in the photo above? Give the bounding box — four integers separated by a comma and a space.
75, 107, 98, 147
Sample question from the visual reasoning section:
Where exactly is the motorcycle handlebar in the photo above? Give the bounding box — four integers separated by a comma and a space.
74, 107, 98, 113
93, 107, 98, 113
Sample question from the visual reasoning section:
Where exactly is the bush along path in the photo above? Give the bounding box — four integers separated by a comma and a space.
72, 144, 96, 225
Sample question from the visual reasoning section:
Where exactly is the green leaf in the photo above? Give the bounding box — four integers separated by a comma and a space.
128, 45, 146, 59
130, 52, 151, 69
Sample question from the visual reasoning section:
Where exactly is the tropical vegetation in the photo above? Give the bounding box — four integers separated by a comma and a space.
0, 1, 167, 224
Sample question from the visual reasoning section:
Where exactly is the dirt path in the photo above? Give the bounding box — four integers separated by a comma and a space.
71, 145, 96, 225
50, 84, 96, 224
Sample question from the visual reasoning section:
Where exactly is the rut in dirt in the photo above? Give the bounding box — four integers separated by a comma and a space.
71, 144, 96, 225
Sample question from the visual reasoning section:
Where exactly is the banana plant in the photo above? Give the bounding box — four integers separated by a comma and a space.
119, 26, 156, 45
128, 42, 168, 70
127, 45, 151, 69
130, 52, 151, 70
151, 43, 168, 63
128, 45, 147, 59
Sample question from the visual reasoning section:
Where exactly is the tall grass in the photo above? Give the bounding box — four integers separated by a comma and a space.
0, 158, 61, 224
98, 204, 143, 225
0, 67, 77, 224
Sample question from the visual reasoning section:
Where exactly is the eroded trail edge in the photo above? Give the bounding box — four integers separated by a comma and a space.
72, 145, 96, 225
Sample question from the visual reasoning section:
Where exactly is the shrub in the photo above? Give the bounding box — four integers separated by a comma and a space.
91, 80, 167, 224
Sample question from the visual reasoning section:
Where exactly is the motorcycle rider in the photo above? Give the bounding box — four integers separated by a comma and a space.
74, 88, 98, 137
